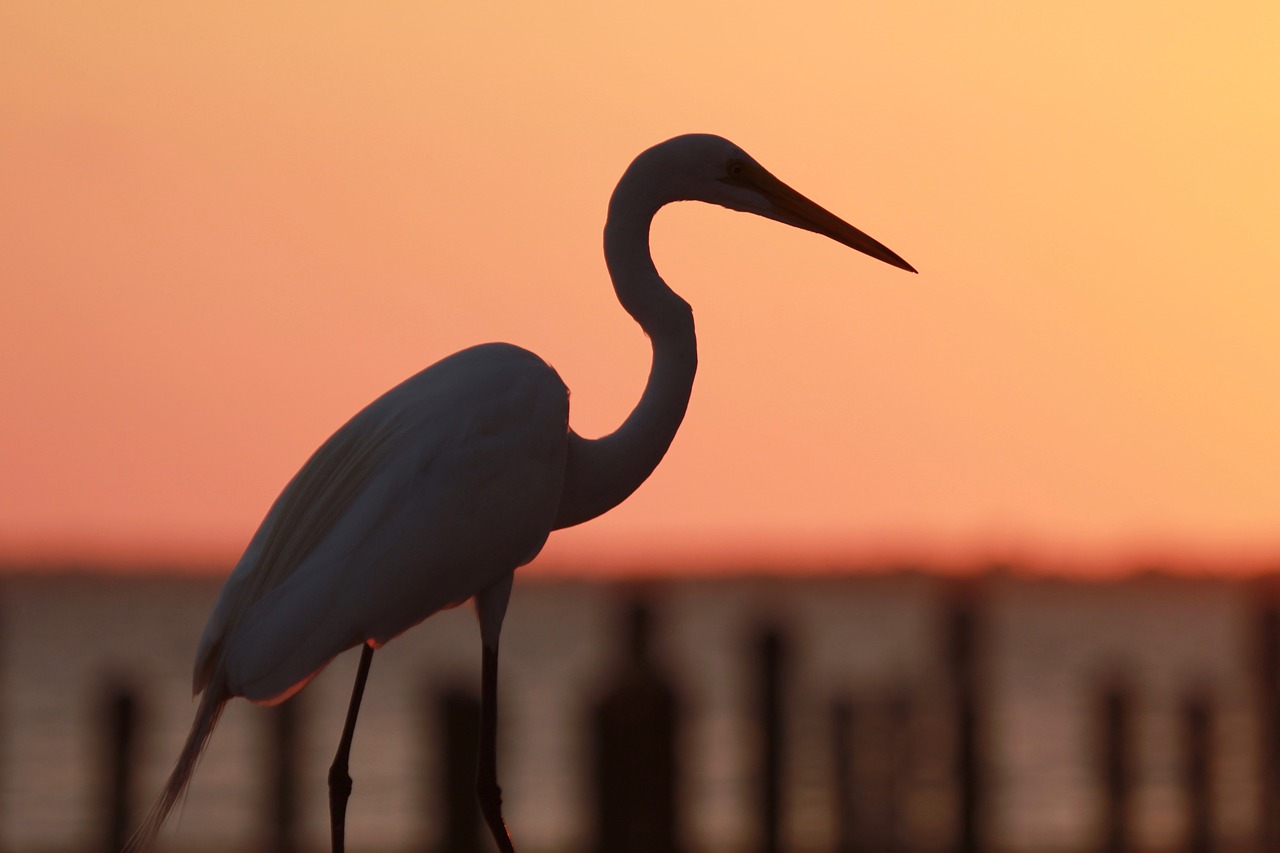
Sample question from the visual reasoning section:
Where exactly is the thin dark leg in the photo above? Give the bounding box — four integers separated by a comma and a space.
478, 642, 516, 853
329, 642, 375, 853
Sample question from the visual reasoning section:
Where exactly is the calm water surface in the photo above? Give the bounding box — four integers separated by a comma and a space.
0, 572, 1262, 852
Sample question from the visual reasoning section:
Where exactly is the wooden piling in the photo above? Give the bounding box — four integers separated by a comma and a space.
946, 585, 983, 853
1257, 590, 1280, 853
884, 690, 910, 853
591, 599, 680, 853
756, 625, 787, 853
264, 699, 301, 853
1181, 688, 1213, 853
1098, 677, 1133, 853
99, 681, 139, 853
831, 698, 857, 853
434, 687, 483, 853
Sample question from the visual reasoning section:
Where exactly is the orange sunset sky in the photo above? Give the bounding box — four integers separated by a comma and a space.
2, 2, 1278, 575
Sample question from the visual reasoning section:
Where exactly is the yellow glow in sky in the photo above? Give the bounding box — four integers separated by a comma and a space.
2, 2, 1278, 573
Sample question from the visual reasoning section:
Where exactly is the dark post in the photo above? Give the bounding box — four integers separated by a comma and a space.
884, 690, 911, 853
591, 599, 680, 853
1098, 677, 1133, 853
1257, 587, 1280, 853
756, 625, 787, 853
433, 687, 483, 853
831, 698, 857, 853
946, 584, 983, 853
265, 698, 301, 853
99, 681, 139, 853
1181, 688, 1213, 853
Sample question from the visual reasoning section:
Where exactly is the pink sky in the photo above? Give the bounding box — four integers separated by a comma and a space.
2, 2, 1279, 574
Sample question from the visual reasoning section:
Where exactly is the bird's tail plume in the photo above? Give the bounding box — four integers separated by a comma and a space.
123, 677, 229, 852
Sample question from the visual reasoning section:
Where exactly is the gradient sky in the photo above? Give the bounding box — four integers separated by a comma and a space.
2, 2, 1278, 574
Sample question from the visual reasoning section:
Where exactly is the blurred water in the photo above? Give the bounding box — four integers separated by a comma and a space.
0, 571, 1263, 852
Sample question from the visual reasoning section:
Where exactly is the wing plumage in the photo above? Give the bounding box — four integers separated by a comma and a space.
194, 342, 570, 703
192, 410, 401, 693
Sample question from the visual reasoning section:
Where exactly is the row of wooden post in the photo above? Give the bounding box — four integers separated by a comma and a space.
944, 587, 1280, 853
1097, 679, 1216, 853
93, 585, 1280, 852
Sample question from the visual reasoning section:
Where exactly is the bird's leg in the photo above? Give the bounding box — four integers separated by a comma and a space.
478, 640, 516, 853
329, 642, 375, 853
474, 574, 516, 853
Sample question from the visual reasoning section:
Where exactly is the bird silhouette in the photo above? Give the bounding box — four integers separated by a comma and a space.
126, 132, 915, 853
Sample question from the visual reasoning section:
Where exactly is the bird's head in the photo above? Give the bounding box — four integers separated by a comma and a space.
628, 133, 916, 273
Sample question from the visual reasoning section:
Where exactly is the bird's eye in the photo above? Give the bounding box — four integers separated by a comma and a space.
727, 160, 746, 178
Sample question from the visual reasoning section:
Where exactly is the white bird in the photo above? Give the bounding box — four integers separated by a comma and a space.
127, 133, 915, 853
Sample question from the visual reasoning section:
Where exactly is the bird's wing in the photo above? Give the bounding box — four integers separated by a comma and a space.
195, 343, 569, 703
192, 404, 403, 694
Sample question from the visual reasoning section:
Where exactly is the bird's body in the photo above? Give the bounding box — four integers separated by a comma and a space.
199, 343, 569, 703
128, 133, 914, 853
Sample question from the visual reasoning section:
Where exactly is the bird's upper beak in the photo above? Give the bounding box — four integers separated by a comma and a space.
730, 164, 917, 274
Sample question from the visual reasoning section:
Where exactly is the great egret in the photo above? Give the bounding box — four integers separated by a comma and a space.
127, 133, 915, 853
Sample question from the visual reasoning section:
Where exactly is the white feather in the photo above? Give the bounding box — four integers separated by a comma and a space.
196, 342, 568, 703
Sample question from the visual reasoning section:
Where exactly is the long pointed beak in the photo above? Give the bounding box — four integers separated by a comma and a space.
757, 171, 917, 274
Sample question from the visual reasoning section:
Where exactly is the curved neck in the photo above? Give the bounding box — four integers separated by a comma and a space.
552, 178, 698, 529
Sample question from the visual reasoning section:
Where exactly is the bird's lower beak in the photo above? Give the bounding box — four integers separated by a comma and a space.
762, 174, 917, 274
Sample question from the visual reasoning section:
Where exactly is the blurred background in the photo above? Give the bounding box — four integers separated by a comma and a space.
2, 1, 1279, 851
5, 571, 1280, 853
